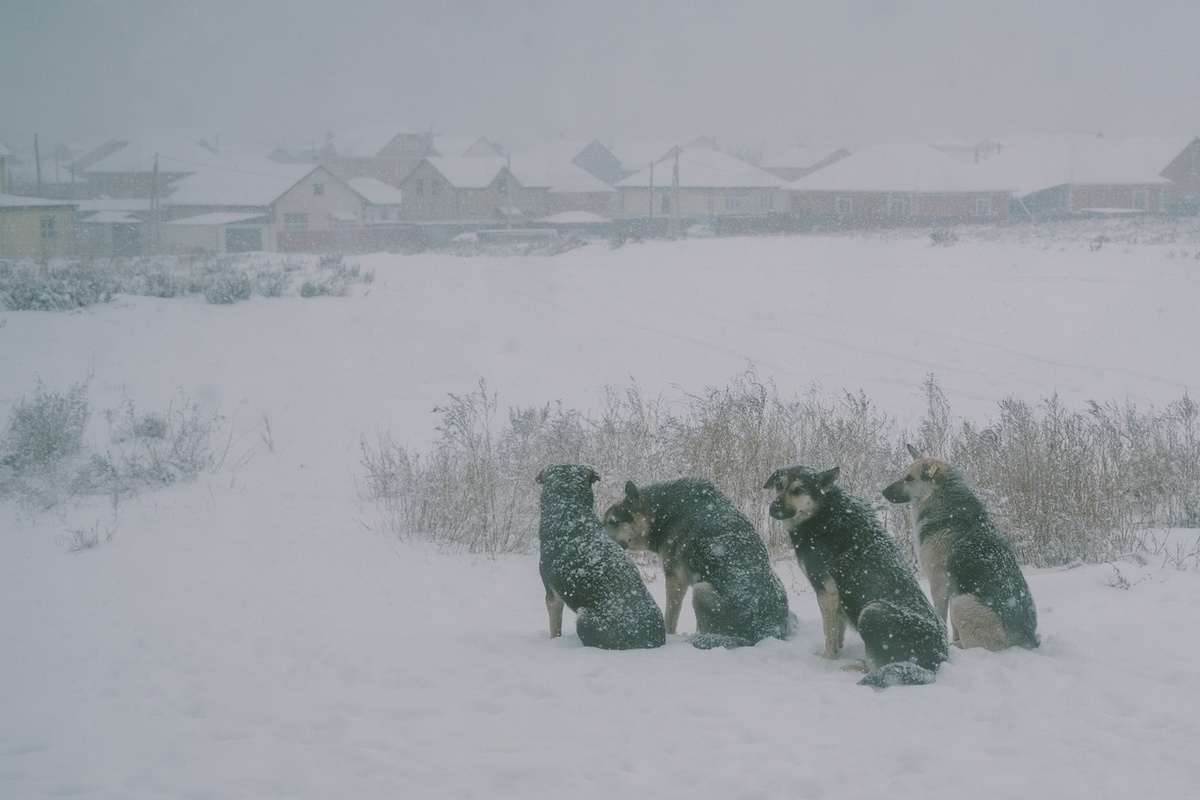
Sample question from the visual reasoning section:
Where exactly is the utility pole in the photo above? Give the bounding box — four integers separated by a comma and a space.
670, 149, 681, 238
648, 161, 654, 220
150, 153, 160, 253
33, 133, 43, 197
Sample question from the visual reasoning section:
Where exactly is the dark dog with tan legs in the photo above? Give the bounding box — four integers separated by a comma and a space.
765, 465, 947, 687
883, 445, 1039, 651
602, 478, 791, 649
536, 464, 665, 650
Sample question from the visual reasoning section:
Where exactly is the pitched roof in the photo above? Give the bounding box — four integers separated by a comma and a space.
423, 157, 507, 188
762, 145, 848, 170
0, 193, 78, 209
166, 160, 320, 207
508, 155, 614, 194
349, 177, 404, 205
83, 131, 226, 174
980, 136, 1184, 196
165, 212, 269, 226
616, 148, 785, 189
332, 124, 421, 158
785, 143, 1012, 193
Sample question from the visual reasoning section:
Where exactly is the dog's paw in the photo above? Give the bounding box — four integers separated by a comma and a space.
858, 661, 937, 689
690, 633, 752, 650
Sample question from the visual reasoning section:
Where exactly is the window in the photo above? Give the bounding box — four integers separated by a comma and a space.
888, 196, 909, 216
725, 197, 741, 211
414, 178, 425, 195
976, 197, 992, 217
431, 179, 441, 196
762, 190, 775, 211
661, 196, 670, 214
283, 213, 309, 230
836, 197, 853, 215
1132, 190, 1148, 211
40, 216, 57, 239
313, 182, 325, 196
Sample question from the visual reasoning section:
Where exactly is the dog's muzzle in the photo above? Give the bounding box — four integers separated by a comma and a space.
768, 500, 795, 520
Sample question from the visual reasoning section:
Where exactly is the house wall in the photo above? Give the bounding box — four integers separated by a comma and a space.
547, 192, 617, 216
400, 161, 521, 222
618, 187, 780, 219
1157, 138, 1200, 210
791, 191, 1009, 222
0, 206, 76, 259
272, 169, 365, 237
1068, 184, 1164, 212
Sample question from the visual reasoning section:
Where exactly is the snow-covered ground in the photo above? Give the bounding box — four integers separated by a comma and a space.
2, 224, 1199, 798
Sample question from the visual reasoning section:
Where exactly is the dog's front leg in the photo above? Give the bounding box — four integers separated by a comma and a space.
816, 578, 844, 658
663, 567, 689, 635
545, 587, 564, 638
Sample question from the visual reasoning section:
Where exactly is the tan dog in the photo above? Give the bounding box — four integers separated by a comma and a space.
883, 445, 1039, 650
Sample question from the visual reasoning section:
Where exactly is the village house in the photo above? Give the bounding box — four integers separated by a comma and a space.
786, 143, 1013, 225
761, 145, 851, 182
509, 151, 616, 216
399, 157, 545, 225
979, 136, 1188, 217
1160, 137, 1200, 213
0, 194, 78, 260
162, 161, 365, 253
614, 147, 786, 233
321, 125, 431, 185
348, 177, 405, 226
78, 131, 225, 199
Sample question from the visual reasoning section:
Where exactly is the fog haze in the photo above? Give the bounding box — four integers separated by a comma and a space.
3, 0, 1199, 150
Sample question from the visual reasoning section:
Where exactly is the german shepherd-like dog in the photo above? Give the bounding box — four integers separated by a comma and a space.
602, 478, 791, 649
536, 464, 665, 650
883, 446, 1039, 651
764, 465, 948, 687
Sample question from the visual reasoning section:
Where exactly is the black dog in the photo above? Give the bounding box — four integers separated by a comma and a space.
536, 464, 665, 650
765, 465, 948, 687
602, 478, 791, 649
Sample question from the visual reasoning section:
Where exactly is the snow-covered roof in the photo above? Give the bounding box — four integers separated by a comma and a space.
80, 211, 142, 224
78, 198, 153, 214
979, 136, 1184, 197
83, 131, 226, 174
0, 193, 77, 209
166, 160, 319, 207
349, 177, 404, 206
431, 136, 503, 158
508, 155, 614, 194
538, 210, 611, 224
607, 142, 685, 172
785, 143, 1013, 193
762, 145, 848, 170
616, 148, 786, 189
165, 212, 269, 226
424, 157, 507, 189
332, 124, 421, 158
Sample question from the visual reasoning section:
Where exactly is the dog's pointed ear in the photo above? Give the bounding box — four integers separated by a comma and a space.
535, 467, 547, 485
906, 443, 923, 460
763, 468, 787, 491
816, 466, 840, 492
623, 480, 639, 499
585, 467, 601, 485
920, 461, 944, 482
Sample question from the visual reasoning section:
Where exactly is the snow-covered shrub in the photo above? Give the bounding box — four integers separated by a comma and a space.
0, 381, 90, 476
0, 260, 116, 310
98, 392, 232, 490
362, 370, 1200, 567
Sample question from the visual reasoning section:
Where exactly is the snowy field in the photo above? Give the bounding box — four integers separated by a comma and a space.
3, 223, 1200, 798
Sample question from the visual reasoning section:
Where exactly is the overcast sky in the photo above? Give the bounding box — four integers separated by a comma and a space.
3, 0, 1199, 153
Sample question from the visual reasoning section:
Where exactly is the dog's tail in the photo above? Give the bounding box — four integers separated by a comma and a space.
858, 661, 938, 689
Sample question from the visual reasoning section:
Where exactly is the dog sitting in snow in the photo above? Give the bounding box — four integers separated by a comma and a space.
765, 465, 947, 687
602, 478, 792, 649
883, 445, 1039, 651
535, 464, 665, 650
